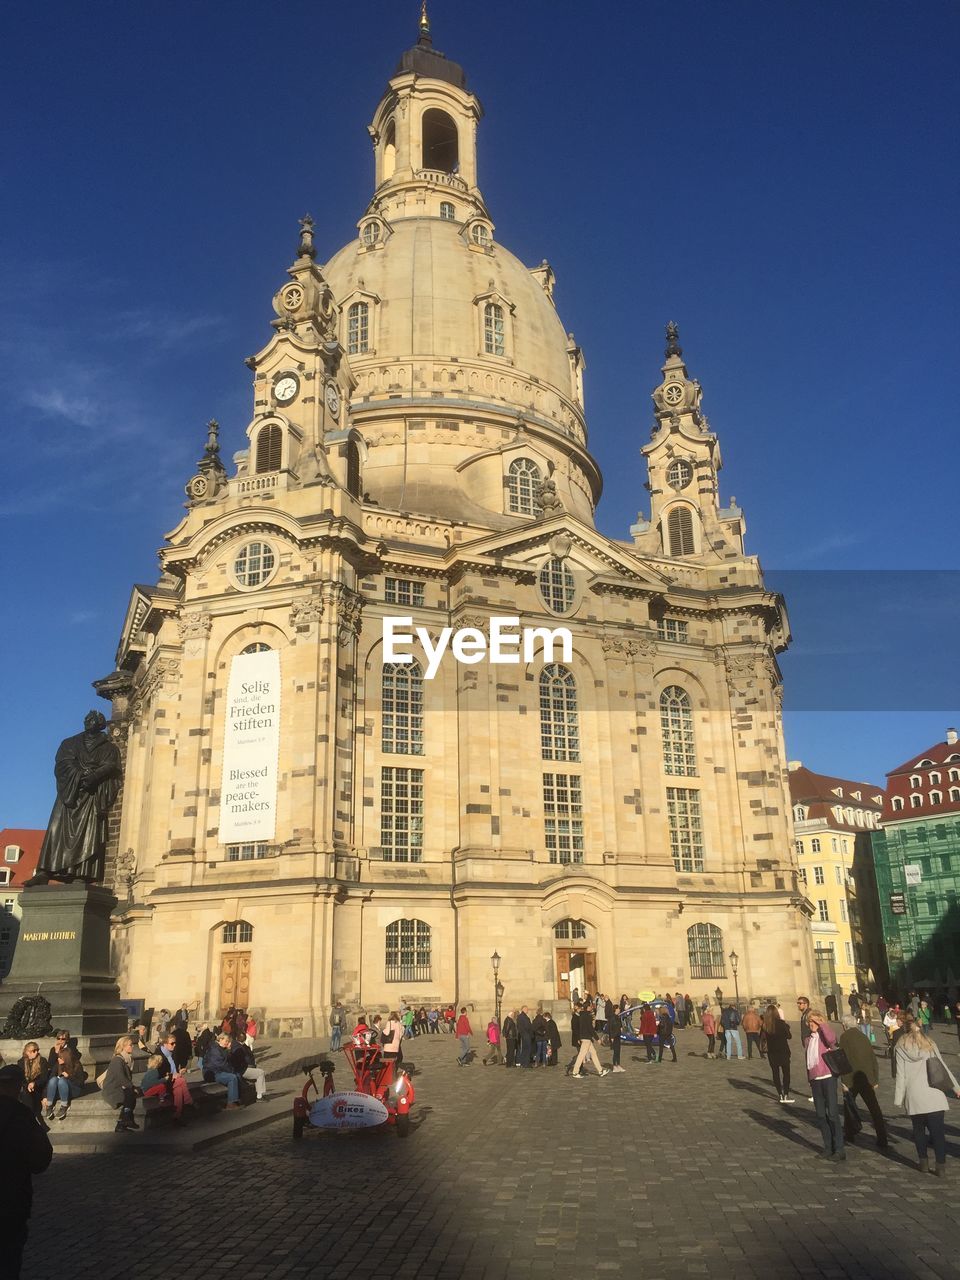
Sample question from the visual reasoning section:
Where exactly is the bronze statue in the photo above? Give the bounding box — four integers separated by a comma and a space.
26, 711, 122, 886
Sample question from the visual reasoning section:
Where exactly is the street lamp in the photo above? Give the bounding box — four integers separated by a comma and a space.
491, 951, 504, 1026
729, 950, 740, 1012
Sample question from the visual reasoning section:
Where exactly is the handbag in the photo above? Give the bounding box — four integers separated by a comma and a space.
822, 1046, 853, 1076
926, 1053, 954, 1094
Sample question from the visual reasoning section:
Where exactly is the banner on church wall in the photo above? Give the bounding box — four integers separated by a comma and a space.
218, 648, 281, 844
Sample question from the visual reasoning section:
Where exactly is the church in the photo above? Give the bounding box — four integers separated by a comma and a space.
97, 12, 815, 1032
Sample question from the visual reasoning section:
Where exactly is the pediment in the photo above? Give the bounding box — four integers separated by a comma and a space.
448, 515, 675, 591
115, 582, 179, 668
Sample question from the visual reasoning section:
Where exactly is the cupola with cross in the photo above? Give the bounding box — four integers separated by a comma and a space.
630, 324, 745, 562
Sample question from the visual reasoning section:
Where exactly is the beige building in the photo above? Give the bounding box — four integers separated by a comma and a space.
96, 18, 815, 1031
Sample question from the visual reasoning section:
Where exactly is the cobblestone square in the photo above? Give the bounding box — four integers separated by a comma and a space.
24, 1028, 960, 1279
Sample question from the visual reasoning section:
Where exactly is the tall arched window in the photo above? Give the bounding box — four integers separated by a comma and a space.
507, 457, 542, 515
687, 923, 725, 979
540, 664, 580, 762
382, 119, 396, 181
382, 661, 424, 755
666, 506, 696, 557
539, 557, 576, 614
255, 424, 282, 474
421, 108, 459, 172
484, 302, 505, 356
346, 438, 361, 498
385, 918, 432, 982
439, 201, 455, 221
661, 687, 697, 776
347, 301, 369, 354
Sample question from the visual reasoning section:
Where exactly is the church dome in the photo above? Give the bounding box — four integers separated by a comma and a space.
323, 217, 582, 436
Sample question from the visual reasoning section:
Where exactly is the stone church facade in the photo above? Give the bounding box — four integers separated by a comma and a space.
98, 19, 815, 1031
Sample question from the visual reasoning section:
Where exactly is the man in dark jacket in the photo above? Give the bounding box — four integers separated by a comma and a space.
516, 1007, 533, 1069
203, 1033, 244, 1107
606, 997, 624, 1071
545, 1013, 562, 1067
839, 1016, 887, 1147
796, 996, 813, 1046
502, 1012, 518, 1067
0, 1063, 53, 1278
567, 1004, 609, 1077
532, 1010, 549, 1067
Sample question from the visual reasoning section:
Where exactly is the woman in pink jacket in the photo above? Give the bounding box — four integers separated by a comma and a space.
806, 1010, 844, 1161
701, 1009, 717, 1059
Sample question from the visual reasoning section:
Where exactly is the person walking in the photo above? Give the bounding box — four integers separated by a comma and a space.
702, 1008, 718, 1059
838, 1016, 887, 1148
848, 988, 861, 1021
517, 1006, 534, 1069
502, 1011, 518, 1068
674, 993, 686, 1029
330, 1002, 345, 1052
742, 1005, 764, 1059
606, 997, 623, 1071
567, 1001, 610, 1078
721, 1004, 744, 1060
0, 1063, 53, 1280
640, 1004, 659, 1063
657, 1007, 677, 1063
894, 1019, 960, 1175
482, 1017, 503, 1066
805, 1010, 844, 1160
546, 1012, 562, 1068
763, 1004, 794, 1102
455, 1007, 473, 1066
566, 1002, 583, 1074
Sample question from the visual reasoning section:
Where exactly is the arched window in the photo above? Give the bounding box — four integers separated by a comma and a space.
949, 769, 960, 783
382, 119, 396, 181
930, 791, 942, 805
382, 661, 424, 755
361, 221, 380, 246
930, 772, 941, 784
950, 788, 960, 803
539, 557, 576, 614
910, 775, 922, 788
911, 794, 923, 808
347, 301, 369, 355
553, 918, 587, 940
223, 921, 253, 944
793, 804, 806, 821
660, 686, 697, 776
540, 664, 580, 762
440, 201, 455, 221
385, 918, 431, 982
421, 108, 458, 172
892, 796, 904, 811
255, 424, 282, 474
484, 302, 505, 355
472, 223, 491, 246
506, 457, 542, 515
346, 438, 361, 498
665, 506, 696, 557
687, 923, 725, 979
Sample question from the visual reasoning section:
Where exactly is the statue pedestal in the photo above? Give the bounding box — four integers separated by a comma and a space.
0, 883, 128, 1038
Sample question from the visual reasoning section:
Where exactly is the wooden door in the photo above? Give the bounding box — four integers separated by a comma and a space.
556, 949, 596, 999
583, 952, 598, 995
220, 952, 251, 1011
556, 949, 571, 999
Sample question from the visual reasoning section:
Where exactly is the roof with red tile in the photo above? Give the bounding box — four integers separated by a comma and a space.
882, 735, 960, 822
0, 828, 44, 889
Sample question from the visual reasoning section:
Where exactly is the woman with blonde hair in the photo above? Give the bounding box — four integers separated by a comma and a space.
805, 1010, 844, 1160
894, 1020, 960, 1176
102, 1034, 140, 1133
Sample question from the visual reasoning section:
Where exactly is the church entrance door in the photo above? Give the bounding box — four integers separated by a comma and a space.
219, 952, 251, 1012
555, 949, 597, 999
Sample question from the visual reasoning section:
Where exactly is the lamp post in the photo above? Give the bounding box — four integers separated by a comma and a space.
491, 951, 504, 1026
729, 950, 740, 1013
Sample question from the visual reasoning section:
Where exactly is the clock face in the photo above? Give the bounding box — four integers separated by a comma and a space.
662, 382, 685, 407
325, 382, 341, 418
274, 373, 299, 405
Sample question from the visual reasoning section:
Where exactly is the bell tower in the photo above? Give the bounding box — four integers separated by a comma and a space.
366, 4, 488, 226
631, 323, 745, 561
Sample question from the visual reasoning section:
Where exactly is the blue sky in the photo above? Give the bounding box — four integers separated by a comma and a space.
2, 1, 957, 824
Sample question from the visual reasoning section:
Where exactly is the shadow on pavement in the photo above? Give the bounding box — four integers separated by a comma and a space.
725, 1077, 776, 1100
745, 1107, 821, 1151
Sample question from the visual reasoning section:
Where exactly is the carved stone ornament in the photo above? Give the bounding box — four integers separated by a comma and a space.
177, 611, 213, 642
601, 634, 657, 659
290, 594, 324, 628
329, 585, 363, 641
456, 615, 490, 638
139, 657, 181, 702
549, 533, 572, 560
537, 477, 563, 516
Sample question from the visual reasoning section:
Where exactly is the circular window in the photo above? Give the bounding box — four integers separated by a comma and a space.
662, 382, 684, 406
539, 557, 577, 615
666, 459, 694, 490
471, 224, 490, 246
362, 222, 380, 246
233, 541, 276, 589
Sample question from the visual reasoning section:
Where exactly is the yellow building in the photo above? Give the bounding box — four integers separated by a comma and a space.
93, 18, 815, 1031
788, 763, 885, 1001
